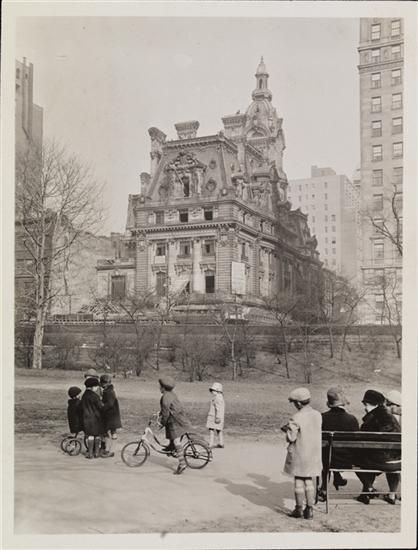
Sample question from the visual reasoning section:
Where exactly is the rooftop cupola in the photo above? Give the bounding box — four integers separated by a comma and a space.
252, 56, 272, 101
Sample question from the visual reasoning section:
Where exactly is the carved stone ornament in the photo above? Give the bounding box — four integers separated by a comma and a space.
209, 159, 217, 169
137, 240, 146, 252
174, 264, 193, 276
158, 185, 168, 199
206, 179, 217, 193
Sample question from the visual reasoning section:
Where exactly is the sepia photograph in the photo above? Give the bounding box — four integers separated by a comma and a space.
1, 1, 417, 549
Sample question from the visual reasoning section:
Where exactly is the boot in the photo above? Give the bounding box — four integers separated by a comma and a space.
333, 471, 347, 490
303, 506, 314, 520
173, 444, 186, 475
101, 436, 115, 458
288, 506, 303, 518
93, 437, 102, 458
85, 437, 94, 459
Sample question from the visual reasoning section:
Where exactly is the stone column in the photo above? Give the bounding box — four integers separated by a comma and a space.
135, 235, 149, 293
192, 238, 204, 293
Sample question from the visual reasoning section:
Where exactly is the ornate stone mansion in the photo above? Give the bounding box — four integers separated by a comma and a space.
97, 59, 321, 307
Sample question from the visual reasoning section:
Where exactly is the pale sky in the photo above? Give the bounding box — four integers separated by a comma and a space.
17, 17, 360, 233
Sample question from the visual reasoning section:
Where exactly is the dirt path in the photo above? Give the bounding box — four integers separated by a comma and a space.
14, 434, 400, 534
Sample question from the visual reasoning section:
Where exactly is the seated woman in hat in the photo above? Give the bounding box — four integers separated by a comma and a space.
158, 377, 192, 475
317, 387, 359, 500
354, 389, 401, 505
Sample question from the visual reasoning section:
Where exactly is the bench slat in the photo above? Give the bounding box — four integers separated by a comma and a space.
331, 441, 401, 449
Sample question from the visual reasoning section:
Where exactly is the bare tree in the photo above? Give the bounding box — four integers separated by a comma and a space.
338, 280, 367, 361
372, 271, 402, 359
362, 183, 403, 257
262, 291, 302, 378
15, 141, 104, 369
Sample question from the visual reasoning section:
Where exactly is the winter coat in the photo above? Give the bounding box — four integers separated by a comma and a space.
322, 407, 359, 469
388, 404, 401, 427
355, 405, 401, 468
67, 399, 83, 434
81, 389, 105, 437
159, 390, 192, 441
283, 405, 322, 478
206, 393, 225, 430
102, 384, 122, 432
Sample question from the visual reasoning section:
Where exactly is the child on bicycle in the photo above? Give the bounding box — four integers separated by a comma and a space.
206, 382, 225, 449
158, 376, 192, 475
67, 386, 83, 436
282, 387, 322, 520
100, 374, 122, 458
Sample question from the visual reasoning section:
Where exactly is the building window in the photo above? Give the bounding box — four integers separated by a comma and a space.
392, 142, 403, 158
392, 117, 403, 134
325, 226, 328, 233
372, 144, 383, 161
332, 248, 336, 255
371, 23, 381, 41
179, 210, 188, 223
374, 241, 384, 262
373, 217, 384, 234
371, 120, 382, 137
202, 240, 215, 256
331, 214, 336, 222
391, 44, 401, 60
241, 242, 247, 261
372, 169, 383, 186
205, 273, 215, 294
179, 241, 191, 257
325, 204, 328, 211
324, 181, 328, 188
372, 194, 384, 210
371, 48, 381, 63
392, 166, 403, 187
392, 93, 402, 110
156, 242, 166, 257
298, 185, 302, 191
16, 67, 20, 79
204, 208, 213, 221
391, 20, 401, 37
332, 226, 336, 233
111, 275, 126, 300
391, 68, 401, 86
155, 211, 164, 224
324, 193, 328, 200
371, 72, 381, 88
325, 237, 328, 244
324, 215, 328, 222
182, 176, 190, 198
371, 96, 381, 113
156, 272, 166, 297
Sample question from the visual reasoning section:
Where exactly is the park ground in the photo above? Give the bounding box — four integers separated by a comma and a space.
12, 364, 402, 534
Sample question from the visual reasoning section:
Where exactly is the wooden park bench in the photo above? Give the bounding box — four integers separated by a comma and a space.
321, 431, 401, 513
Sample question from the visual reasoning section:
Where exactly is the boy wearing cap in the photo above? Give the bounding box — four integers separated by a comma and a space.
100, 374, 122, 458
354, 389, 401, 505
282, 387, 322, 520
206, 382, 225, 449
81, 378, 105, 459
158, 377, 192, 475
318, 387, 359, 499
67, 386, 83, 436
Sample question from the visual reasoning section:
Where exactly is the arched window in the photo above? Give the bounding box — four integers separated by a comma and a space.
259, 78, 263, 89
182, 176, 190, 197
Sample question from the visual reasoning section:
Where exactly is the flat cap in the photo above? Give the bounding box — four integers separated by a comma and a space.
289, 387, 311, 402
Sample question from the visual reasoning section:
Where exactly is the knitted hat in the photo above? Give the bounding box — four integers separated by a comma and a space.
327, 387, 349, 408
68, 386, 82, 398
386, 390, 401, 406
209, 382, 223, 393
362, 389, 385, 406
100, 374, 112, 384
84, 368, 99, 379
158, 376, 175, 391
85, 377, 100, 388
288, 387, 311, 403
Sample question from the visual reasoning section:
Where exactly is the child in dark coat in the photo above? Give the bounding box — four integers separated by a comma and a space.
67, 386, 83, 435
81, 377, 105, 459
100, 374, 122, 458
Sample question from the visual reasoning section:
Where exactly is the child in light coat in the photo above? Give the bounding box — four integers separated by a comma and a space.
282, 387, 322, 520
206, 382, 225, 449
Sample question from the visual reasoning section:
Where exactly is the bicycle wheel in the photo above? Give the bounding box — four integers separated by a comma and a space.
60, 436, 73, 453
66, 439, 82, 456
121, 441, 150, 467
183, 440, 211, 469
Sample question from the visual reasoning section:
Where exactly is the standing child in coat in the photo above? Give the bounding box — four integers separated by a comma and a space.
81, 377, 105, 459
282, 387, 322, 520
100, 374, 122, 458
67, 386, 83, 435
206, 382, 225, 449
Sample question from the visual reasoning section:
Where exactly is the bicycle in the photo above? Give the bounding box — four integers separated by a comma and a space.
60, 433, 86, 456
121, 415, 212, 469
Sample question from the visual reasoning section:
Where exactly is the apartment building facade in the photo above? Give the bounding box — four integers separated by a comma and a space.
288, 166, 359, 281
358, 18, 403, 324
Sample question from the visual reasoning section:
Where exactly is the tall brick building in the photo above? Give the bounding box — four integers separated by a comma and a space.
97, 59, 321, 306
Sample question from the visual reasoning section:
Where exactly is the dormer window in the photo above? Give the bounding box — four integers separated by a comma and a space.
182, 176, 190, 197
179, 210, 188, 223
204, 208, 213, 221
